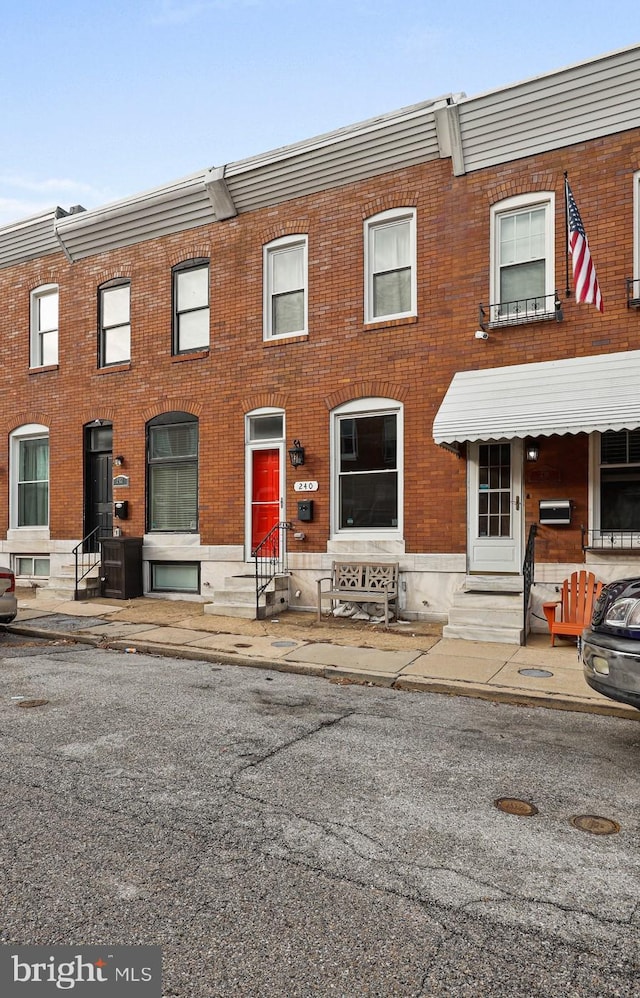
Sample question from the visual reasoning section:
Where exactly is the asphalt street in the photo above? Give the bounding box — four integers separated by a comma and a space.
1, 635, 639, 996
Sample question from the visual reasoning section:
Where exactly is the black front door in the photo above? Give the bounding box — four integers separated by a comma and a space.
85, 423, 113, 551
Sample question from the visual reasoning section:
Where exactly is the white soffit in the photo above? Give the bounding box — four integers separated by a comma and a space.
433, 350, 640, 447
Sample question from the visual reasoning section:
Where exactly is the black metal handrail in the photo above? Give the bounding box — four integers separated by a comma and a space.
72, 526, 102, 600
479, 291, 563, 329
522, 523, 538, 646
252, 521, 292, 619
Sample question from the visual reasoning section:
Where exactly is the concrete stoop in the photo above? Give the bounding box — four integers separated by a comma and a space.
443, 576, 525, 644
35, 563, 101, 601
205, 573, 289, 620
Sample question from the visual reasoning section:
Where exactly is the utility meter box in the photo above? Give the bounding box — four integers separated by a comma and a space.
539, 499, 572, 525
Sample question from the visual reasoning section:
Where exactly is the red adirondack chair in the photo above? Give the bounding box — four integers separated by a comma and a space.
542, 570, 603, 646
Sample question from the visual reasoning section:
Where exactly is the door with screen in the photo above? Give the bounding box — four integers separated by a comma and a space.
468, 440, 522, 574
251, 448, 281, 552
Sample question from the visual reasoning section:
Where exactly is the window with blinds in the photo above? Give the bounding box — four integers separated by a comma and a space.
147, 413, 198, 532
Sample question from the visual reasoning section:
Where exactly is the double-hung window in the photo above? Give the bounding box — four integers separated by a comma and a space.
597, 429, 640, 535
365, 209, 416, 322
147, 412, 198, 532
99, 279, 131, 366
264, 236, 307, 339
333, 399, 402, 535
30, 285, 58, 367
11, 425, 49, 528
491, 193, 555, 322
173, 260, 209, 354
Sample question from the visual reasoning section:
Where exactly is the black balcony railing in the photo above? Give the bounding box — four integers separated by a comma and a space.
581, 526, 640, 552
478, 291, 563, 330
626, 277, 640, 308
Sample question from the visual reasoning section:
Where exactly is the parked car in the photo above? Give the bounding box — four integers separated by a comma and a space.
582, 576, 640, 709
0, 566, 17, 625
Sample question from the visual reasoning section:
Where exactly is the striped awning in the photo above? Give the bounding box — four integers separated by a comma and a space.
433, 349, 640, 448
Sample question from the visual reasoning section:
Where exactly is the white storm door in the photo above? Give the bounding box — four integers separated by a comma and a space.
468, 440, 523, 574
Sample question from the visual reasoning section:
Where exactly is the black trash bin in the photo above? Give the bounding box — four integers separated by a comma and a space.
101, 536, 143, 599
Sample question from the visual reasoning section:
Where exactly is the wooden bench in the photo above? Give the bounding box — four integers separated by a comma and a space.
542, 570, 603, 646
317, 561, 399, 626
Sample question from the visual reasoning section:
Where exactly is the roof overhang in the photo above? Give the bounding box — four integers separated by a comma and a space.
433, 349, 640, 449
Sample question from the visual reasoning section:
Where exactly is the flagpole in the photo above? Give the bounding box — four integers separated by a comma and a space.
564, 171, 570, 298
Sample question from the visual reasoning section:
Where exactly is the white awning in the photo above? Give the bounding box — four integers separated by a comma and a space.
433, 349, 640, 448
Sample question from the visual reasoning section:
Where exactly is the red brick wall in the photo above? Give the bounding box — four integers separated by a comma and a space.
0, 129, 637, 561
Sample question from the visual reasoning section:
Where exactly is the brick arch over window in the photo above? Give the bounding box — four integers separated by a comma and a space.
77, 408, 118, 426
95, 267, 134, 285
166, 246, 211, 269
324, 381, 409, 411
486, 172, 558, 207
259, 220, 309, 246
360, 193, 419, 220
10, 412, 52, 433
142, 400, 202, 422
242, 392, 288, 414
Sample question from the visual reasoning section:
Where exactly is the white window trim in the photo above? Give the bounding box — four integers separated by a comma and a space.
331, 398, 403, 540
99, 279, 131, 367
263, 235, 308, 340
489, 192, 555, 324
364, 208, 417, 324
30, 284, 59, 368
173, 260, 210, 354
9, 423, 50, 535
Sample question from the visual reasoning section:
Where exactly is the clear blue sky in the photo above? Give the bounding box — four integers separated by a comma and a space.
1, 0, 637, 226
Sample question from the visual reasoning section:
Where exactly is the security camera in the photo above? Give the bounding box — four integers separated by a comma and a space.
475, 329, 489, 340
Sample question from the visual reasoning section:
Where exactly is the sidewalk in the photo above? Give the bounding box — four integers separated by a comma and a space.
7, 590, 639, 721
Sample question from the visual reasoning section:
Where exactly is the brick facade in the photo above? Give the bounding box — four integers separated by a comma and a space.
1, 57, 640, 628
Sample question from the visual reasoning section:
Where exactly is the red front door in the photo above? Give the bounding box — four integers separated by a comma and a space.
251, 448, 280, 551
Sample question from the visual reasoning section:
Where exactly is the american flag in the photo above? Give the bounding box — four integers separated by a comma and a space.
566, 178, 603, 312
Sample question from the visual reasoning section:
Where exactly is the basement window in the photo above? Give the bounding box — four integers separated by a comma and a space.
150, 562, 200, 594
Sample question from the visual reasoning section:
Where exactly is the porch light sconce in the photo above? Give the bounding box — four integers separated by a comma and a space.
526, 440, 540, 462
288, 439, 305, 468
113, 456, 125, 467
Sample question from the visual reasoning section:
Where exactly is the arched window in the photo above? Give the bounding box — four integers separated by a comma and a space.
147, 412, 198, 532
98, 278, 130, 367
30, 285, 58, 367
11, 424, 49, 528
364, 209, 416, 322
172, 259, 210, 354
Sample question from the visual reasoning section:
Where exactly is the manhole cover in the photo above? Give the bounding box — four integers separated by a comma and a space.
495, 797, 539, 816
16, 698, 49, 708
518, 668, 554, 678
271, 640, 297, 647
233, 643, 252, 648
570, 814, 620, 835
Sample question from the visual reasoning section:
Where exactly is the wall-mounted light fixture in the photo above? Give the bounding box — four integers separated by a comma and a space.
288, 439, 305, 468
113, 456, 125, 467
526, 439, 540, 462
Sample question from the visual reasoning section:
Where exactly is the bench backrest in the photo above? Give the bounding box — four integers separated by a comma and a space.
560, 570, 603, 625
332, 561, 399, 592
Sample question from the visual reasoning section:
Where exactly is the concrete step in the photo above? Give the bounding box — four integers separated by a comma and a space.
445, 587, 524, 643
204, 572, 289, 620
464, 574, 523, 594
447, 606, 522, 629
443, 622, 524, 644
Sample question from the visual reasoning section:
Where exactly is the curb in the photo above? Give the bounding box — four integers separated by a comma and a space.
6, 622, 640, 722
